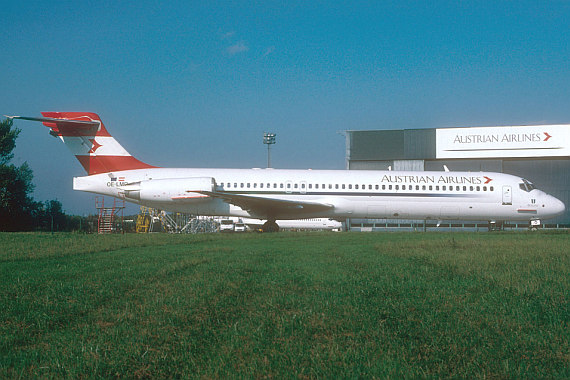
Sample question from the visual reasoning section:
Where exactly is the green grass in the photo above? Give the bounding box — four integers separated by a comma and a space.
1, 231, 569, 378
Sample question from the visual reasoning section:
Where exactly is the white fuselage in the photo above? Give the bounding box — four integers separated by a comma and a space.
73, 167, 565, 222
238, 217, 343, 230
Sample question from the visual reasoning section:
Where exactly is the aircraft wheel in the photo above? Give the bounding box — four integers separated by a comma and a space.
262, 220, 280, 233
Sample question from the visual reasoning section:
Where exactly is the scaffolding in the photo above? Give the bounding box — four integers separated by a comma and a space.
135, 207, 218, 234
136, 206, 153, 233
95, 196, 125, 234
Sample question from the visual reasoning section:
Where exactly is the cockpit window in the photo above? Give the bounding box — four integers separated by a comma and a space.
519, 179, 536, 192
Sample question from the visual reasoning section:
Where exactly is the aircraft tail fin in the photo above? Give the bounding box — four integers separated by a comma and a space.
10, 112, 155, 175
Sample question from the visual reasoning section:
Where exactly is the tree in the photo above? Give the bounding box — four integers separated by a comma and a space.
44, 199, 67, 232
0, 117, 19, 165
0, 118, 39, 231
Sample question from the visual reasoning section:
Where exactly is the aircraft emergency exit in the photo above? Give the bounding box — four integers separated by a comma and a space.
8, 112, 565, 231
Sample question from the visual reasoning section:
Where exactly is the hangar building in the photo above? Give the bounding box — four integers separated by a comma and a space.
345, 124, 570, 227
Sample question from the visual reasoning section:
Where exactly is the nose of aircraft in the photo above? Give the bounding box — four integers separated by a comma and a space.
546, 195, 566, 217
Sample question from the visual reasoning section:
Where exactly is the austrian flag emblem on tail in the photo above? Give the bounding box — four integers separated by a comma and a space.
483, 176, 493, 184
88, 138, 102, 154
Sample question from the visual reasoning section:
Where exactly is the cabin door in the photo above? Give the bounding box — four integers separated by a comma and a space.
502, 185, 512, 205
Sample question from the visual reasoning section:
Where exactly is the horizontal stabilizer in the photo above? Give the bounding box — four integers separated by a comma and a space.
6, 115, 100, 127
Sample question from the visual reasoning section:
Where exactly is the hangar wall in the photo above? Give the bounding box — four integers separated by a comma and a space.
346, 126, 570, 225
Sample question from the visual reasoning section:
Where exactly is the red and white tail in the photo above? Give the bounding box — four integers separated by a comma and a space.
26, 112, 155, 175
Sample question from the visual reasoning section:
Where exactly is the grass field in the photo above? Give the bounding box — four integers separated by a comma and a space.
1, 231, 569, 378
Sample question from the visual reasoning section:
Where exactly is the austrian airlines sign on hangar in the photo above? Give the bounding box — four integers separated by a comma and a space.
436, 125, 570, 159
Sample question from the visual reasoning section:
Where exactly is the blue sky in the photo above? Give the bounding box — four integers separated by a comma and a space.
3, 1, 570, 214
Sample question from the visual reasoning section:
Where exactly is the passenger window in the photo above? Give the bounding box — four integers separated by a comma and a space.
483, 186, 487, 191
354, 184, 358, 189
429, 185, 432, 191
389, 185, 393, 190
375, 185, 379, 190
395, 185, 399, 190
416, 185, 419, 190
280, 184, 284, 188
456, 186, 460, 191
470, 186, 473, 191
422, 185, 426, 190
241, 183, 244, 188
287, 184, 291, 189
442, 186, 446, 191
294, 184, 298, 189
342, 184, 346, 189
382, 185, 386, 190
234, 183, 238, 187
490, 186, 494, 191
476, 186, 480, 191
436, 186, 439, 191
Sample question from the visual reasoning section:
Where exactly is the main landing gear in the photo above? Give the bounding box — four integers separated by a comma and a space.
262, 220, 280, 233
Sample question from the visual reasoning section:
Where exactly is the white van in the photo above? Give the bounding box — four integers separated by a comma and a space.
234, 222, 246, 232
219, 219, 234, 232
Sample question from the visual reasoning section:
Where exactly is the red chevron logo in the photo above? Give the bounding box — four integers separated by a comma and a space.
88, 138, 102, 154
543, 132, 552, 141
483, 176, 493, 184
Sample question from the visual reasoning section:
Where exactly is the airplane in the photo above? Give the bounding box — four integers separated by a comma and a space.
224, 217, 343, 231
7, 112, 565, 232
245, 218, 343, 231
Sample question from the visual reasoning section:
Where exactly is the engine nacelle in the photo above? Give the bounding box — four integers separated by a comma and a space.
121, 177, 215, 202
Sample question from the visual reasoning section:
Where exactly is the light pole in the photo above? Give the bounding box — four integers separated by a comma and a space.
263, 132, 276, 168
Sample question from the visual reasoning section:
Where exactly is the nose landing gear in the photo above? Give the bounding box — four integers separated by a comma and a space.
529, 219, 541, 231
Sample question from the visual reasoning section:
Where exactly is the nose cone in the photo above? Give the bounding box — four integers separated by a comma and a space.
545, 195, 566, 218
553, 198, 566, 217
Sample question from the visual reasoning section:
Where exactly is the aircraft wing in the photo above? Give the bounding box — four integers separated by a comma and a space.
199, 191, 333, 219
